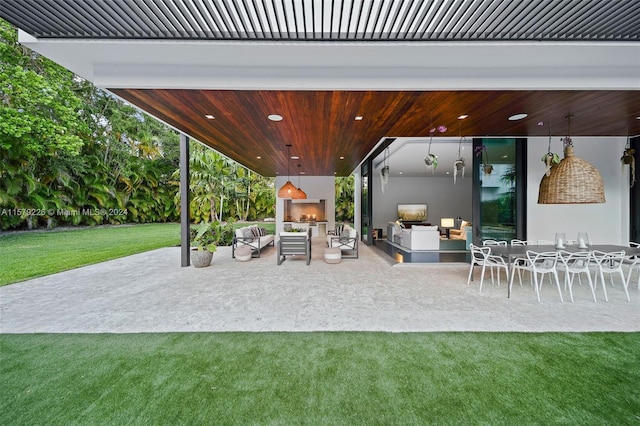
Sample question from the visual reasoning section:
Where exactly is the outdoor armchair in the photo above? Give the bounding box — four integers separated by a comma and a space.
277, 232, 311, 265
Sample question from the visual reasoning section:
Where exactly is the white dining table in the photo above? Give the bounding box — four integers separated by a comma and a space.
488, 244, 640, 298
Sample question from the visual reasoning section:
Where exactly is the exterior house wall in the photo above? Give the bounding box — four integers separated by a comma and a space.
367, 136, 631, 244
275, 175, 336, 235
526, 136, 630, 244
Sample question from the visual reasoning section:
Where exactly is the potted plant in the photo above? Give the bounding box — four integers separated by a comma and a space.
190, 221, 220, 267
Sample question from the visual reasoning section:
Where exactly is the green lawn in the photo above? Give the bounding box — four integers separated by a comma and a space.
0, 223, 180, 286
1, 332, 638, 425
0, 222, 276, 286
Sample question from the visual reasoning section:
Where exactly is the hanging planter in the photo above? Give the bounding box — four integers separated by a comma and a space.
539, 121, 560, 176
453, 135, 466, 184
475, 145, 493, 175
380, 147, 389, 194
424, 153, 438, 170
424, 124, 446, 174
541, 152, 561, 176
621, 147, 636, 188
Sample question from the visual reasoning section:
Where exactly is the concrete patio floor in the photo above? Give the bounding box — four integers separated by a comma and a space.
1, 238, 638, 333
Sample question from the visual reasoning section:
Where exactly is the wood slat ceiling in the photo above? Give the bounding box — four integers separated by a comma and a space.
110, 89, 640, 176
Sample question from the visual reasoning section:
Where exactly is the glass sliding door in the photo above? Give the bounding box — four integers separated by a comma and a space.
472, 138, 526, 244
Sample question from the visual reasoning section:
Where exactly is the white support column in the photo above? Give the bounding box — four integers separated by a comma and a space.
354, 171, 362, 237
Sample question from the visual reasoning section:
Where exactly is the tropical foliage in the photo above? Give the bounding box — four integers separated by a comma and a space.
335, 175, 355, 223
0, 19, 282, 230
0, 19, 352, 231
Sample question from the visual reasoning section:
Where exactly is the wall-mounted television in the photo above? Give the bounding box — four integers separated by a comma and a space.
397, 204, 428, 222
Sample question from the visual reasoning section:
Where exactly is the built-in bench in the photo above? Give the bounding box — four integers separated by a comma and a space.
232, 225, 275, 258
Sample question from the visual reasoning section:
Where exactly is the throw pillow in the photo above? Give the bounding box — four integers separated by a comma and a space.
259, 227, 267, 236
339, 229, 350, 243
242, 228, 254, 241
250, 226, 260, 238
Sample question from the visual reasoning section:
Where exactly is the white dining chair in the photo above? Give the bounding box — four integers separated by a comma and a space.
558, 250, 596, 302
510, 239, 531, 286
467, 244, 509, 292
591, 250, 630, 302
624, 242, 640, 290
483, 240, 507, 246
509, 250, 563, 303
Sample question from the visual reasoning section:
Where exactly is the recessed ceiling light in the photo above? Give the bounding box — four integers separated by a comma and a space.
205, 114, 215, 119
355, 116, 363, 121
508, 113, 528, 121
256, 156, 261, 159
458, 114, 469, 120
399, 171, 403, 175
339, 156, 345, 160
502, 155, 509, 158
636, 116, 640, 120
291, 156, 299, 160
446, 171, 450, 174
268, 114, 283, 121
300, 171, 306, 175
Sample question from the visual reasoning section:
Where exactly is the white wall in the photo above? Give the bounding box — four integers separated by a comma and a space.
526, 136, 630, 244
275, 175, 336, 234
372, 174, 473, 233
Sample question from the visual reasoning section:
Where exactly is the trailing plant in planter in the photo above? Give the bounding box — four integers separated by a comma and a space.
621, 147, 636, 188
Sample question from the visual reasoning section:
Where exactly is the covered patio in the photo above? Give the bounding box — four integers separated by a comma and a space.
1, 238, 638, 334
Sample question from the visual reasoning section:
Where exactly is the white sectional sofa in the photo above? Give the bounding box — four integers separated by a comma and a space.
400, 225, 440, 250
232, 225, 275, 258
387, 222, 440, 251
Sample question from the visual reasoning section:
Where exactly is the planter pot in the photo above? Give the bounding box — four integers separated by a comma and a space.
191, 249, 213, 267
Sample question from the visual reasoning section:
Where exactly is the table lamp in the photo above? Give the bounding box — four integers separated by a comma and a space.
440, 218, 455, 239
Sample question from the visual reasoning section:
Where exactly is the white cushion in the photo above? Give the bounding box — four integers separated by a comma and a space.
413, 225, 438, 231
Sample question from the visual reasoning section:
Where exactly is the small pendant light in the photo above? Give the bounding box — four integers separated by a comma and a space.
277, 144, 298, 198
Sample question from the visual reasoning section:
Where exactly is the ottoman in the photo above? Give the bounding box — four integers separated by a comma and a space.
235, 245, 252, 262
324, 247, 342, 264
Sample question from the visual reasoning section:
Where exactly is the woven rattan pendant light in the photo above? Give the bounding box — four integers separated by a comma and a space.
295, 164, 307, 199
538, 115, 605, 204
277, 144, 298, 198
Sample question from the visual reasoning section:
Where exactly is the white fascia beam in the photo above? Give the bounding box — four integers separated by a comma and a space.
18, 30, 640, 91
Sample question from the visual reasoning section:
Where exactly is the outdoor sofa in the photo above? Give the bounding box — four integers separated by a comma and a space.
232, 225, 275, 258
